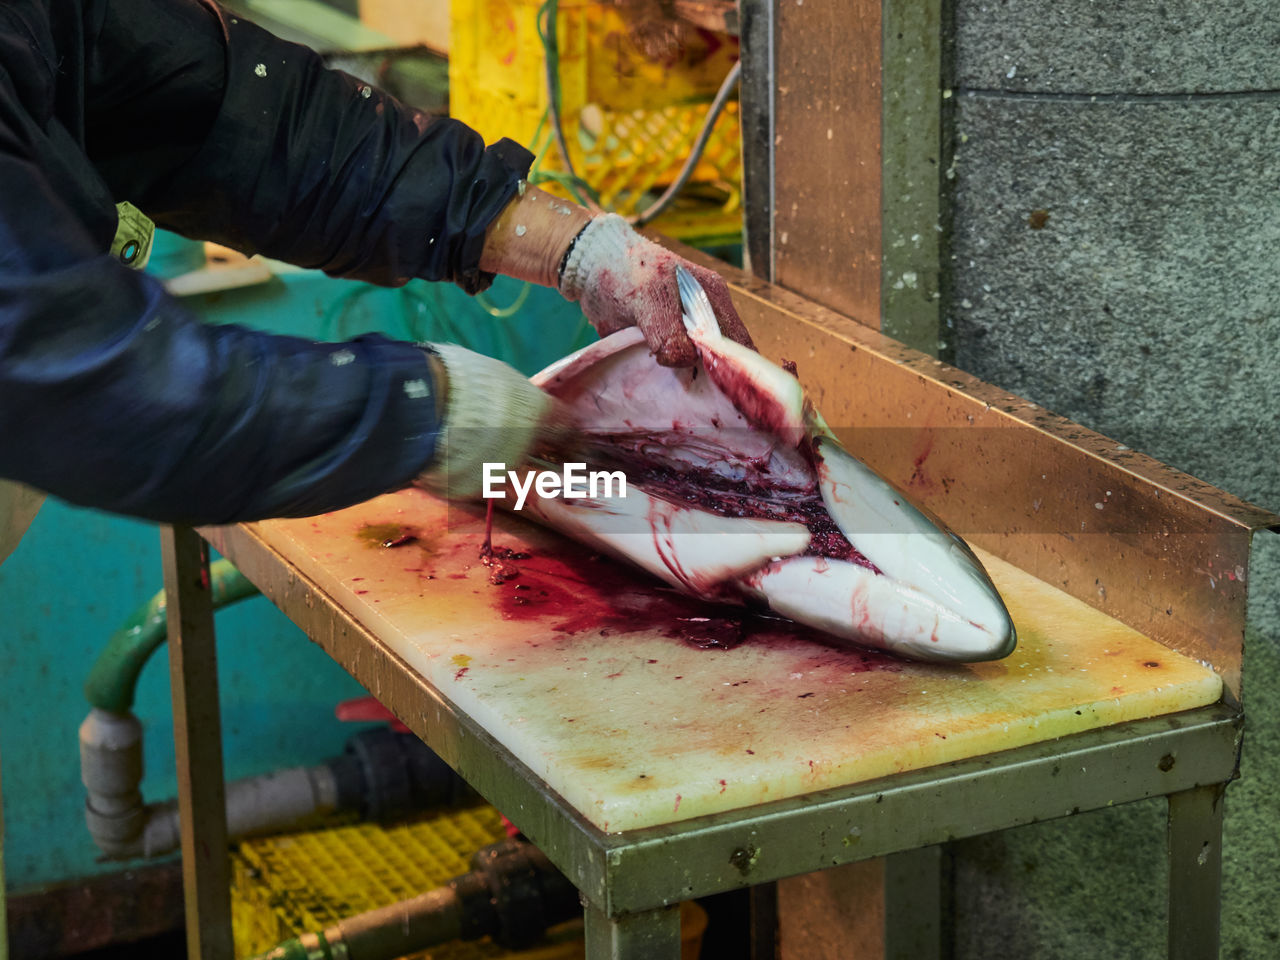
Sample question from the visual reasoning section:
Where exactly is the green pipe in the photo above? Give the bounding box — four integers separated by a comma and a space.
249, 932, 341, 960
84, 558, 259, 713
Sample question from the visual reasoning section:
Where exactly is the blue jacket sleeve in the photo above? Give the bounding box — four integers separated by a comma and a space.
84, 0, 533, 293
0, 137, 445, 524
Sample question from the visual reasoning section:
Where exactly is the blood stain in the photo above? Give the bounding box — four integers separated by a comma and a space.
622, 465, 878, 569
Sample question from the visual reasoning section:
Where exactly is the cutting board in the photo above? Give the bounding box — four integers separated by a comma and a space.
248, 489, 1222, 833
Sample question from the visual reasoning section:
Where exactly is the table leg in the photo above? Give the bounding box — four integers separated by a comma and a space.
583, 901, 682, 960
885, 845, 945, 960
162, 526, 234, 960
1167, 783, 1226, 960
749, 883, 779, 960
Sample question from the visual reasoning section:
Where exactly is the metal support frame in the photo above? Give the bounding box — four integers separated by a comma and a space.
748, 883, 779, 960
169, 521, 1244, 960
880, 0, 949, 355
161, 525, 233, 960
1168, 784, 1227, 960
739, 0, 776, 283
884, 846, 945, 960
583, 903, 682, 960
741, 0, 951, 349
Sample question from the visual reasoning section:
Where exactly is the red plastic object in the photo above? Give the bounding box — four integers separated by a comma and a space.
335, 696, 411, 733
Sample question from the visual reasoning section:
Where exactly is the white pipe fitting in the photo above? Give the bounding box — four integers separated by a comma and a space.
80, 707, 343, 860
79, 708, 147, 858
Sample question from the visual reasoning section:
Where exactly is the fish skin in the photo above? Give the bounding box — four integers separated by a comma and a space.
741, 556, 1004, 662
514, 474, 812, 595
813, 437, 1015, 659
513, 269, 1016, 662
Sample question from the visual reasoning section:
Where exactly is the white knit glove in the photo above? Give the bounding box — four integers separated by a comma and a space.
559, 214, 754, 367
415, 343, 558, 500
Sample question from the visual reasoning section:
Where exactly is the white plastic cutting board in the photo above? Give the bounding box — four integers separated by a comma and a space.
248, 489, 1222, 833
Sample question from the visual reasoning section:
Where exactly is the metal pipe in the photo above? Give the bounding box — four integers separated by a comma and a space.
632, 60, 742, 228
250, 886, 466, 960
79, 706, 344, 859
137, 763, 345, 859
81, 701, 467, 859
79, 717, 469, 859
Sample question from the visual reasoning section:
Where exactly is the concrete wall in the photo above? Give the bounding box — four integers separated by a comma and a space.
944, 2, 1280, 957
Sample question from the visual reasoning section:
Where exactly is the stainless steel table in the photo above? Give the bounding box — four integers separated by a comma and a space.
163, 266, 1273, 960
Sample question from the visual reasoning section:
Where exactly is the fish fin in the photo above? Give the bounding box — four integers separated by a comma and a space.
804, 404, 839, 441
676, 265, 722, 342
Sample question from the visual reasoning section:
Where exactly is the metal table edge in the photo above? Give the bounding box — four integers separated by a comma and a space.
595, 703, 1240, 914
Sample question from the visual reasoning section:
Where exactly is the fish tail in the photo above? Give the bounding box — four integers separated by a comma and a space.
676, 265, 722, 341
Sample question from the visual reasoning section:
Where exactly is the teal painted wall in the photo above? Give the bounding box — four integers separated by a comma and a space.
0, 246, 594, 889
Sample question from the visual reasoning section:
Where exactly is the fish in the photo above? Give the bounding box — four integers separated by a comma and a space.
504, 267, 1016, 662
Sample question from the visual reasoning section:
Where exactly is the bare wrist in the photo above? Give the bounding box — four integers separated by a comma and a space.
477, 185, 592, 288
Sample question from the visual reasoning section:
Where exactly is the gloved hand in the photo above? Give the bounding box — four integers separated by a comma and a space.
558, 214, 755, 367
415, 344, 572, 500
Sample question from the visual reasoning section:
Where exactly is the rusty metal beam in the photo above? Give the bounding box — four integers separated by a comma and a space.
162, 526, 233, 960
771, 0, 883, 327
881, 0, 949, 355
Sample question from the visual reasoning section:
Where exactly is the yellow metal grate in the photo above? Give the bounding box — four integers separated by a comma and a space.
231, 806, 510, 959
232, 805, 708, 959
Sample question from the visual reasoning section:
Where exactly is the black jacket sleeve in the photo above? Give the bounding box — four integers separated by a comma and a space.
0, 0, 533, 525
84, 0, 532, 293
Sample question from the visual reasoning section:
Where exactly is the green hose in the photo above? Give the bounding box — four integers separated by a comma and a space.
248, 935, 330, 960
83, 558, 259, 713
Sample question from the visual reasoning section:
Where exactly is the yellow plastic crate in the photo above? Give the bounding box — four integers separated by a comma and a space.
449, 0, 742, 241
230, 806, 706, 959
